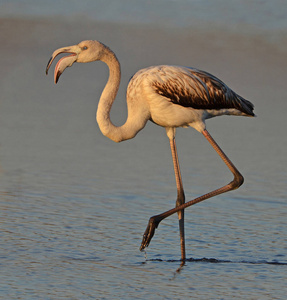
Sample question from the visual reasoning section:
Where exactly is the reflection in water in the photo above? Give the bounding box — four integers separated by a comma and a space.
149, 257, 287, 265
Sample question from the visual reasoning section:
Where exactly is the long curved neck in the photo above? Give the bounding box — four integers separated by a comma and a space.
96, 47, 143, 143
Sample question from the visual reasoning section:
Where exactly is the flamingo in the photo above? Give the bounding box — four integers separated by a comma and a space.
46, 40, 255, 261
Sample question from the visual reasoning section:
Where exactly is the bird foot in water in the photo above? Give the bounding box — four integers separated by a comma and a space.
140, 216, 160, 251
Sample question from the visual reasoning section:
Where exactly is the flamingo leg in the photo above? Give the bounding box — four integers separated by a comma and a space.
170, 137, 186, 261
140, 129, 244, 253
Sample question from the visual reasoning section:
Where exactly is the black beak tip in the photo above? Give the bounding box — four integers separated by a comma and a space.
55, 71, 61, 84
46, 57, 53, 75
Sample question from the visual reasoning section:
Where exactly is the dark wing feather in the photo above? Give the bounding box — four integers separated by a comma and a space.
153, 67, 254, 116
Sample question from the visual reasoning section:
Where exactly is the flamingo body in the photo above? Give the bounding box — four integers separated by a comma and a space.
127, 65, 254, 133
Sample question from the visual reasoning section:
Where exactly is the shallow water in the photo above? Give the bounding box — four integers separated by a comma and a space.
1, 3, 287, 299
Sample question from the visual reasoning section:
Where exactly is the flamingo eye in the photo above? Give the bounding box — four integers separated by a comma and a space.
82, 46, 88, 50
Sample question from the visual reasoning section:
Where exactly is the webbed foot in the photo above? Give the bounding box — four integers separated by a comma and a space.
140, 216, 160, 251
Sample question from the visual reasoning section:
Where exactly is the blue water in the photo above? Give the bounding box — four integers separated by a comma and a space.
0, 1, 287, 299
1, 0, 287, 32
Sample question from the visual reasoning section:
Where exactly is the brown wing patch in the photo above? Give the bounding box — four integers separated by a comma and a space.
152, 67, 254, 116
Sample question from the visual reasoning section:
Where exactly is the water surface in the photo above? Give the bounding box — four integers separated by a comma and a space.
0, 2, 287, 299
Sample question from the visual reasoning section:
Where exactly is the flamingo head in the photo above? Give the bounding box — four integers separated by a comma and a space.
46, 40, 106, 83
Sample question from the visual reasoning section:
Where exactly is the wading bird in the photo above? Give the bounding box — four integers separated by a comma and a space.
46, 40, 255, 261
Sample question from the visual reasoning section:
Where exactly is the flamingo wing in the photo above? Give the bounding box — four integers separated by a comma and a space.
152, 66, 254, 116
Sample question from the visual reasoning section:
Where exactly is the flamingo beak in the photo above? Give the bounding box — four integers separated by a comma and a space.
46, 45, 80, 84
